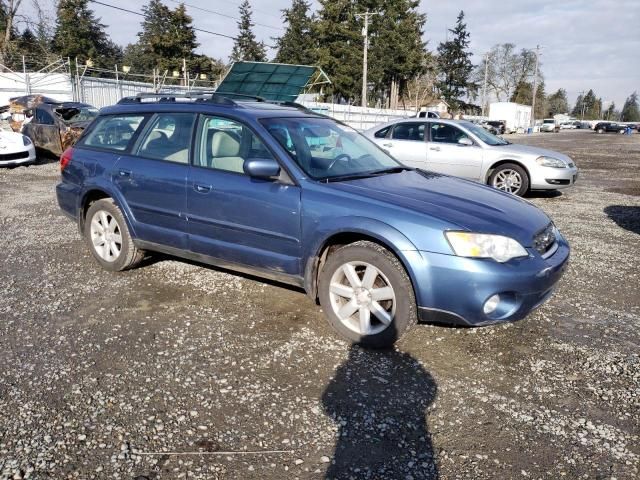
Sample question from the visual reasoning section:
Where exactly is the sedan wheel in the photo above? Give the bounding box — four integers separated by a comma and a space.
328, 261, 396, 336
493, 169, 523, 194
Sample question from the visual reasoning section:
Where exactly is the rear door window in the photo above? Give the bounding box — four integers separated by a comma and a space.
391, 122, 425, 141
80, 115, 146, 152
429, 123, 471, 144
135, 113, 196, 163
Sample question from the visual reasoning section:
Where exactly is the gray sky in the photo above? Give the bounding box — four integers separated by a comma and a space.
38, 0, 640, 109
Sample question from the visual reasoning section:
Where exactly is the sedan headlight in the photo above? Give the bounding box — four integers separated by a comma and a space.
22, 135, 32, 146
536, 156, 567, 168
445, 231, 528, 263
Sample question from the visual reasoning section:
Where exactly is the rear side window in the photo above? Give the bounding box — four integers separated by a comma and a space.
80, 115, 146, 151
135, 113, 196, 164
391, 122, 425, 141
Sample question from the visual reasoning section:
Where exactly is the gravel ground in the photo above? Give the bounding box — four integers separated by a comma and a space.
1, 130, 638, 479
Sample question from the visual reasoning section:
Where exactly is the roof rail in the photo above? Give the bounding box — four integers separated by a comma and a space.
116, 91, 266, 106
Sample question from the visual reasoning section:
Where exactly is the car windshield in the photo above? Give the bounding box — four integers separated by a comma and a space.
260, 117, 403, 181
57, 106, 99, 124
459, 121, 509, 146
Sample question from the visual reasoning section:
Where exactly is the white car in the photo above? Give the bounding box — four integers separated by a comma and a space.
364, 118, 578, 196
0, 130, 36, 167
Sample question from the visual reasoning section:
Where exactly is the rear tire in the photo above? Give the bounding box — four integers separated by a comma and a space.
597, 128, 604, 134
318, 241, 417, 348
489, 163, 529, 196
84, 198, 144, 272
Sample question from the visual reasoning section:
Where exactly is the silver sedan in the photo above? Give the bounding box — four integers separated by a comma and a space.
364, 119, 578, 196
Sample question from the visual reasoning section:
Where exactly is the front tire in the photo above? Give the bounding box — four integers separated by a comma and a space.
84, 198, 144, 272
597, 128, 604, 134
489, 163, 529, 196
318, 241, 417, 348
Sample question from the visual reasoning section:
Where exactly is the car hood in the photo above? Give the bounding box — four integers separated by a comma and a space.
0, 130, 27, 148
324, 170, 551, 247
494, 143, 573, 163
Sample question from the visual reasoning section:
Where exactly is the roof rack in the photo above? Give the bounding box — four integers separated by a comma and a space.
117, 91, 266, 106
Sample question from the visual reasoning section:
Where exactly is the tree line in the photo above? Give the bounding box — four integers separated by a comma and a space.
0, 0, 638, 121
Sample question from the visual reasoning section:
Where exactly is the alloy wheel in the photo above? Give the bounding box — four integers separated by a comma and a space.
90, 209, 123, 262
493, 169, 523, 194
328, 261, 396, 336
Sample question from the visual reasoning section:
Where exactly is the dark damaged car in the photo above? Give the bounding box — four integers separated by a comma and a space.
10, 95, 98, 156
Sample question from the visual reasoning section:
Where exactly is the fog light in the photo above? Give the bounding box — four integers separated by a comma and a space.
483, 294, 500, 315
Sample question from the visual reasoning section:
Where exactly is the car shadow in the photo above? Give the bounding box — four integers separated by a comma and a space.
526, 190, 563, 199
137, 252, 307, 294
604, 205, 640, 235
322, 330, 438, 479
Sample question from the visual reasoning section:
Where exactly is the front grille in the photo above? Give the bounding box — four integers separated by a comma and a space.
0, 150, 29, 161
533, 223, 556, 256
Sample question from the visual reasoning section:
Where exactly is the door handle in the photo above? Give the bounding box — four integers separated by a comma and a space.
194, 184, 212, 193
118, 169, 131, 177
382, 142, 393, 147
429, 146, 441, 152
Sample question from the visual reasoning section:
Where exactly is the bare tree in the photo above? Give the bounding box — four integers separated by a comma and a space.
403, 72, 437, 110
0, 0, 23, 68
475, 43, 541, 102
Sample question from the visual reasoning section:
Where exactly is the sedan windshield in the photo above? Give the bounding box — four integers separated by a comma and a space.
57, 106, 99, 124
260, 117, 402, 181
459, 121, 509, 146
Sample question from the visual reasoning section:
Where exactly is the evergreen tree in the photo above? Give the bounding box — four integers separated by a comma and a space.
604, 101, 617, 121
230, 0, 266, 62
436, 11, 474, 109
369, 0, 428, 106
546, 88, 569, 116
572, 89, 601, 120
52, 0, 121, 69
314, 0, 362, 102
510, 79, 546, 119
315, 0, 428, 104
274, 0, 315, 65
620, 92, 639, 122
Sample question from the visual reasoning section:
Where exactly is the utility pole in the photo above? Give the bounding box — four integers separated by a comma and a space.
481, 52, 489, 117
530, 45, 541, 127
355, 11, 380, 108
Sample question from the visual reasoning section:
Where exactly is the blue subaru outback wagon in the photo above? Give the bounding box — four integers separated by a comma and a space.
56, 93, 570, 347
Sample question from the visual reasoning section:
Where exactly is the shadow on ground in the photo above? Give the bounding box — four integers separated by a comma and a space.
604, 205, 640, 235
322, 335, 438, 479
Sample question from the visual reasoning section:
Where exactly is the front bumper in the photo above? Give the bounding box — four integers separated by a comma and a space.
530, 165, 579, 190
411, 233, 570, 326
0, 146, 36, 167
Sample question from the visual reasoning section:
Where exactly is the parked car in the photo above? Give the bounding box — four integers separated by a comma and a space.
0, 129, 36, 167
540, 119, 559, 133
12, 95, 98, 156
365, 119, 578, 197
593, 122, 627, 134
56, 93, 570, 348
480, 122, 499, 135
483, 120, 507, 135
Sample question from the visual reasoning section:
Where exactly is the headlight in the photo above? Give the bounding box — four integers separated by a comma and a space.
445, 231, 528, 263
22, 135, 32, 146
536, 156, 567, 168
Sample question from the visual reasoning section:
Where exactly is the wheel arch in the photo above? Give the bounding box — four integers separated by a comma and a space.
78, 186, 136, 237
485, 159, 531, 185
303, 221, 421, 305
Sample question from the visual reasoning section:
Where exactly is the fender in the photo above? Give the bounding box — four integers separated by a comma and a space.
77, 179, 138, 238
302, 216, 424, 301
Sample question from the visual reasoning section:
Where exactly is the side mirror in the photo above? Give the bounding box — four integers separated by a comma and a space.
243, 157, 281, 179
458, 137, 473, 146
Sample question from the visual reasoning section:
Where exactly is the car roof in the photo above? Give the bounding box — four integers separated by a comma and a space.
100, 97, 326, 121
364, 117, 472, 133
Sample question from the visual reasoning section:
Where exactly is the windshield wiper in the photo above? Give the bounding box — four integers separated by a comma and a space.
320, 166, 411, 183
